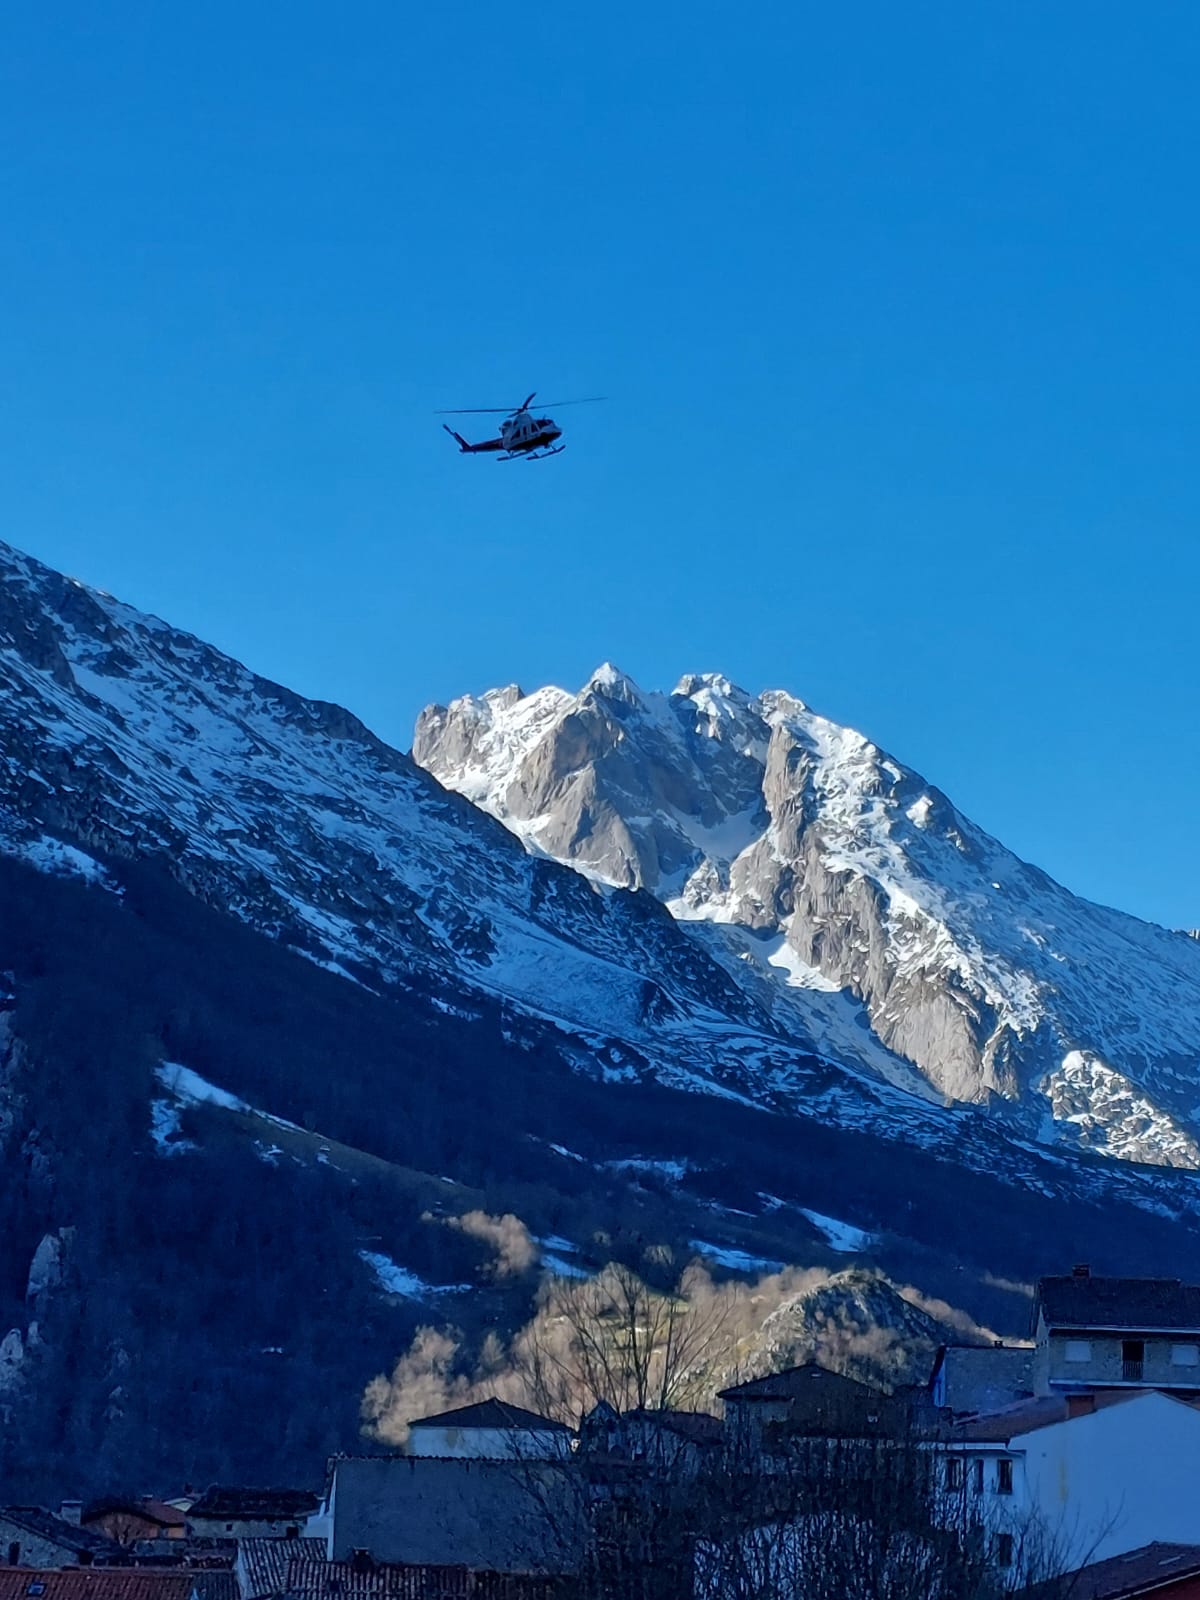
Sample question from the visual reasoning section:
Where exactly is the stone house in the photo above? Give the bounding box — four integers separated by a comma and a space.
717, 1363, 902, 1461
577, 1402, 721, 1479
184, 1490, 319, 1541
1032, 1269, 1200, 1399
0, 1509, 123, 1569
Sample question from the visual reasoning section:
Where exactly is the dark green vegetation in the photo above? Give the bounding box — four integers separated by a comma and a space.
3, 850, 1200, 1496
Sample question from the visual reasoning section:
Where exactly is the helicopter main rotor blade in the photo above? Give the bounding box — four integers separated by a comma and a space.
537, 396, 608, 408
435, 406, 521, 415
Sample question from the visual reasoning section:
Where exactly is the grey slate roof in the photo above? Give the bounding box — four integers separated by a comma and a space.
932, 1344, 1035, 1414
1037, 1276, 1200, 1332
408, 1400, 569, 1433
238, 1539, 327, 1600
328, 1456, 583, 1572
718, 1363, 882, 1404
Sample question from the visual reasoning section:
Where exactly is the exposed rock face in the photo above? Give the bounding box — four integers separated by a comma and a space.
26, 1229, 70, 1302
733, 1267, 949, 1391
0, 1328, 24, 1394
416, 667, 1200, 1166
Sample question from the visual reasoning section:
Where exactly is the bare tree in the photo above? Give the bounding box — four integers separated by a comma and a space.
512, 1255, 735, 1422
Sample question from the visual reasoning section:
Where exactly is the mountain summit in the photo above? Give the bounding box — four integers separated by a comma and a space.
415, 667, 1200, 1168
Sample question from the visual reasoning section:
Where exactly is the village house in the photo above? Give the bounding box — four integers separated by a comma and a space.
79, 1505, 187, 1549
1032, 1268, 1200, 1399
940, 1388, 1200, 1578
577, 1401, 721, 1478
404, 1400, 572, 1461
0, 1510, 123, 1570
184, 1490, 319, 1542
324, 1455, 583, 1574
717, 1363, 902, 1462
929, 1343, 1035, 1416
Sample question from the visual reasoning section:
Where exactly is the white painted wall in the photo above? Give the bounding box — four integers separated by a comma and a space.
406, 1424, 567, 1459
958, 1391, 1200, 1576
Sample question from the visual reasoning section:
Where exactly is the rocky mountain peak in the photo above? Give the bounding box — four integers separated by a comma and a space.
415, 665, 1200, 1168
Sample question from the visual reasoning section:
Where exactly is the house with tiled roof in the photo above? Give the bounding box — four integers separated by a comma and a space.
405, 1399, 571, 1461
0, 1510, 124, 1570
80, 1504, 187, 1549
938, 1389, 1200, 1581
186, 1490, 319, 1541
717, 1362, 901, 1458
1033, 1268, 1200, 1399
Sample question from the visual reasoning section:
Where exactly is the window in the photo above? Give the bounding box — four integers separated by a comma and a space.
945, 1457, 964, 1491
971, 1458, 984, 1494
1123, 1340, 1145, 1381
285, 1527, 299, 1540
996, 1457, 1014, 1495
995, 1533, 1014, 1568
1171, 1343, 1200, 1367
8, 1545, 20, 1568
1064, 1340, 1092, 1362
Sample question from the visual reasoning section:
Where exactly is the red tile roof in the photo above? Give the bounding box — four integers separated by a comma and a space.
0, 1571, 197, 1600
1041, 1543, 1200, 1599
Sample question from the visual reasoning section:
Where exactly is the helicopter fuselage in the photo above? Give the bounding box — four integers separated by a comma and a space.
440, 390, 600, 460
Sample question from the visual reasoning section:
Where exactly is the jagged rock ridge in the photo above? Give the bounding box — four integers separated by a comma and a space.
415, 666, 1200, 1167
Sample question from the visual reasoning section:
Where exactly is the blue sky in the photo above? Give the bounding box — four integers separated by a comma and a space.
2, 4, 1198, 927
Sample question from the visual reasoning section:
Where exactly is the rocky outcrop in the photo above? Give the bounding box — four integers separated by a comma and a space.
416, 668, 1200, 1165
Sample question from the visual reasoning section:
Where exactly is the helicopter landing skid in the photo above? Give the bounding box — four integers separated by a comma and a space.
501, 445, 566, 462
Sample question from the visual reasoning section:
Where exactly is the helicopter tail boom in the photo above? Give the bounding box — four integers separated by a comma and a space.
442, 424, 503, 454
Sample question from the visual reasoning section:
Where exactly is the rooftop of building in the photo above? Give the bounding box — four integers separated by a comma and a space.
1035, 1542, 1200, 1600
1037, 1274, 1200, 1333
407, 1399, 570, 1433
186, 1488, 319, 1521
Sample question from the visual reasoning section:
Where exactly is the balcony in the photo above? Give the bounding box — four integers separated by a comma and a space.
1123, 1359, 1145, 1383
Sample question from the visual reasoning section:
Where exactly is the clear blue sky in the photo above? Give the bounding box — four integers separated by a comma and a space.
2, 5, 1198, 928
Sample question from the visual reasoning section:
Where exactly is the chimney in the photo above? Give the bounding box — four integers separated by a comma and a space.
349, 1552, 374, 1576
59, 1502, 83, 1527
1072, 1264, 1091, 1279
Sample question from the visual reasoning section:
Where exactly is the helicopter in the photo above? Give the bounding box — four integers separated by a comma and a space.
437, 392, 604, 461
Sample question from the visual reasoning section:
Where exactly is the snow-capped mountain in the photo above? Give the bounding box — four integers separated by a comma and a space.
9, 536, 1200, 1500
415, 665, 1200, 1168
4, 535, 1200, 1221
